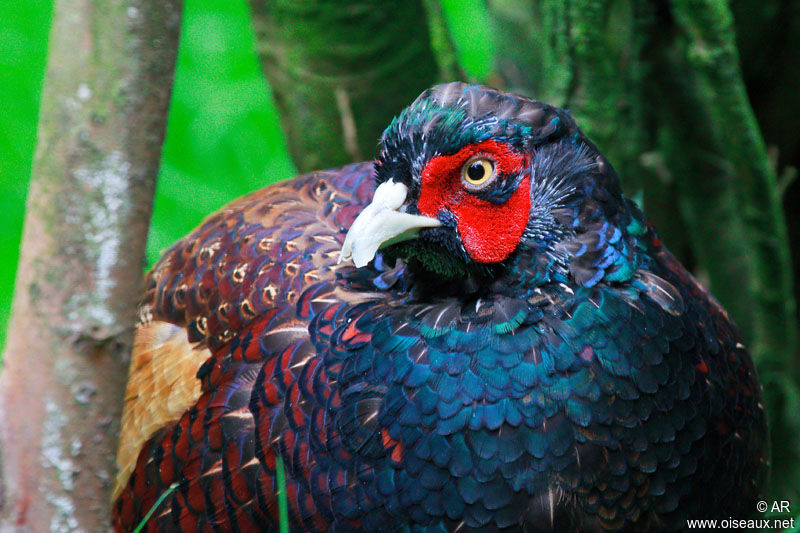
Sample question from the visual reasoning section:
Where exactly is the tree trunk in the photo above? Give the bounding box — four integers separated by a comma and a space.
0, 0, 181, 529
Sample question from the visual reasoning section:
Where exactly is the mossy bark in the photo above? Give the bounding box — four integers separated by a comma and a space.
672, 0, 797, 367
0, 0, 181, 529
247, 0, 439, 173
647, 11, 758, 350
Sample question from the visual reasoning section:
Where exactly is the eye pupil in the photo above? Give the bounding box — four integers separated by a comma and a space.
467, 162, 486, 181
462, 158, 495, 186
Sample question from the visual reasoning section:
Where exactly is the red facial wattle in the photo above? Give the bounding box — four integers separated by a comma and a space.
417, 139, 531, 263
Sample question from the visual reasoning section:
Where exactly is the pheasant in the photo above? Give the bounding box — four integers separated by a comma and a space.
112, 83, 768, 532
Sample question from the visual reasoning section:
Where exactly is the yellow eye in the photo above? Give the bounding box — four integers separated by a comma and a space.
461, 157, 495, 187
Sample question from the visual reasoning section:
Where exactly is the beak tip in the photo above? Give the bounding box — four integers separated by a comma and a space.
338, 180, 439, 270
351, 246, 376, 268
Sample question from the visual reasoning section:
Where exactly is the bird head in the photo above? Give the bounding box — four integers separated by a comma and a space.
340, 82, 635, 286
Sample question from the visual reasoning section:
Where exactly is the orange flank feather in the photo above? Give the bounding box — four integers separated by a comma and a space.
113, 319, 210, 501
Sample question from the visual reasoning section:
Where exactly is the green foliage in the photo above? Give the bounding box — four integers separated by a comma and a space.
133, 482, 178, 533
276, 456, 289, 533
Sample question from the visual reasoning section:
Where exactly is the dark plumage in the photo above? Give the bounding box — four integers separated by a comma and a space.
113, 83, 767, 532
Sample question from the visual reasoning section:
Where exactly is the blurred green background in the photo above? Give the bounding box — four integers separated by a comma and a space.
0, 0, 52, 354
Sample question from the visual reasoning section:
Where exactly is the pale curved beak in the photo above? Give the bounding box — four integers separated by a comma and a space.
339, 180, 441, 267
